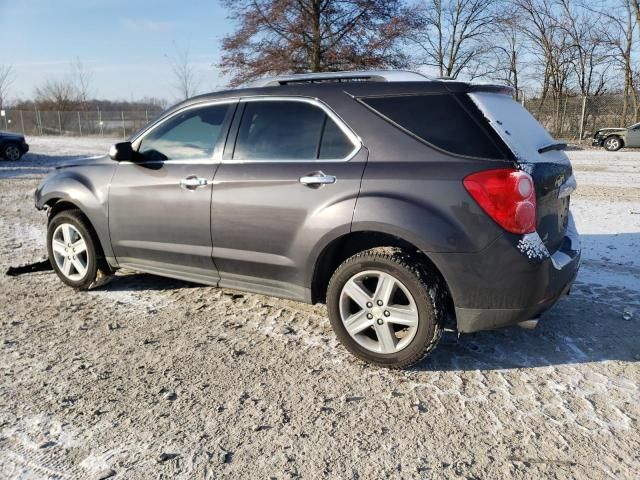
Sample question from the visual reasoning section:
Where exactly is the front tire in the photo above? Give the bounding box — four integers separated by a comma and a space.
2, 142, 23, 161
326, 247, 444, 369
604, 136, 622, 151
47, 210, 102, 289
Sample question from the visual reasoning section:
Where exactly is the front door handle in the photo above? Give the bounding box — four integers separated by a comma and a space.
180, 176, 209, 190
299, 172, 337, 187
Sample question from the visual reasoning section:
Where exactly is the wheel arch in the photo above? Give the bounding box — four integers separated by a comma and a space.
606, 134, 624, 148
36, 171, 114, 259
43, 197, 114, 263
310, 230, 455, 328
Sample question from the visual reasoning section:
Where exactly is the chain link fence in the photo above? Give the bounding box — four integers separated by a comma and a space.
0, 109, 163, 139
0, 95, 635, 143
524, 94, 637, 143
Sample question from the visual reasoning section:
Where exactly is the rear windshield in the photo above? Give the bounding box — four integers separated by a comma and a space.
360, 93, 510, 159
468, 92, 560, 162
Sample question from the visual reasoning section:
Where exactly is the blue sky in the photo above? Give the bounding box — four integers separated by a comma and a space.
0, 0, 232, 102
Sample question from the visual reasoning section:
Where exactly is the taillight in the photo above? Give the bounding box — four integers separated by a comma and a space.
463, 169, 537, 234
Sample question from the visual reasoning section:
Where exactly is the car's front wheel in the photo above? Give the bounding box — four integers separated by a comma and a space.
2, 142, 23, 161
326, 247, 444, 369
47, 210, 103, 289
604, 136, 622, 151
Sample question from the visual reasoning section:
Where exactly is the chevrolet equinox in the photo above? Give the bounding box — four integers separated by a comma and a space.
35, 70, 580, 368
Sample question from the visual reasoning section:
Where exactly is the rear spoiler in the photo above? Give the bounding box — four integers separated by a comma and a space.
467, 84, 514, 96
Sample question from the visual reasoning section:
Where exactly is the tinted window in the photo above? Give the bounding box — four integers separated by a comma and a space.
319, 118, 354, 159
361, 94, 505, 159
139, 104, 230, 161
233, 101, 325, 160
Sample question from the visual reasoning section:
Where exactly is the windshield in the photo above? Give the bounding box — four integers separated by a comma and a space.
468, 91, 568, 163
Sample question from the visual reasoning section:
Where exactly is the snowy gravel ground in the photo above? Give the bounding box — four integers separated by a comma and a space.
0, 138, 638, 479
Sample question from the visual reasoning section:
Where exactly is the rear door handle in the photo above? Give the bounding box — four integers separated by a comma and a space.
299, 172, 337, 187
180, 176, 209, 190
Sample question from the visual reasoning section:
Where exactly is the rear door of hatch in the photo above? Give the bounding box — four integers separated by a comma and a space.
468, 91, 575, 254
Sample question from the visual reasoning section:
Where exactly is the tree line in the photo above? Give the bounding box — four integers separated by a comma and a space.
2, 0, 640, 118
220, 0, 640, 110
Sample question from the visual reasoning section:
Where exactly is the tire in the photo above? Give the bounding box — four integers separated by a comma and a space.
326, 247, 444, 369
47, 209, 107, 290
2, 142, 23, 161
603, 136, 622, 151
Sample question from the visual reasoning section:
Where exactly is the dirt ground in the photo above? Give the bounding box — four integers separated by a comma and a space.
1, 137, 639, 479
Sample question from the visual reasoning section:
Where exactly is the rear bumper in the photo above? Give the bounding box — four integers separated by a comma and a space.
454, 257, 578, 332
431, 212, 581, 333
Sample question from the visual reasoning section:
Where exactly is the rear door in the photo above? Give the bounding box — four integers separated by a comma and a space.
109, 100, 236, 282
211, 97, 367, 300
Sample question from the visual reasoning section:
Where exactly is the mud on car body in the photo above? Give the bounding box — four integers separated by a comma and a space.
35, 70, 580, 368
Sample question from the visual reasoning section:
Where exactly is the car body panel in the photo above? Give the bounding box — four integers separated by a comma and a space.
34, 158, 116, 258
108, 160, 221, 279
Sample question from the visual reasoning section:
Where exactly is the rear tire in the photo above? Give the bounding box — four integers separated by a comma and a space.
604, 136, 622, 151
2, 142, 23, 161
326, 247, 444, 369
47, 209, 107, 290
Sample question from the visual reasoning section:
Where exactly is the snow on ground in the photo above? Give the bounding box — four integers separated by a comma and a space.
0, 137, 638, 479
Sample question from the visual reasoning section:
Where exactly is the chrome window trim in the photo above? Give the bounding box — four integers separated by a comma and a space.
222, 95, 362, 164
120, 98, 240, 166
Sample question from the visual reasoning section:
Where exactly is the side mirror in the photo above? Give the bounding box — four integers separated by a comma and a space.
109, 141, 136, 161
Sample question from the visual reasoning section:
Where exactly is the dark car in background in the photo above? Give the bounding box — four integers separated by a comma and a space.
592, 122, 640, 151
34, 70, 580, 368
0, 131, 29, 160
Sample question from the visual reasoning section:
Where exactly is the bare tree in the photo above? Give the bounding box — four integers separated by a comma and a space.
0, 65, 13, 110
587, 0, 637, 124
71, 58, 94, 109
489, 9, 525, 100
34, 78, 78, 111
219, 0, 414, 85
167, 45, 201, 100
410, 0, 500, 80
558, 0, 610, 97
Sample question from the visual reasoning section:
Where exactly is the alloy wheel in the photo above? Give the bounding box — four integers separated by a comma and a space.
339, 270, 419, 354
605, 138, 620, 150
51, 223, 89, 281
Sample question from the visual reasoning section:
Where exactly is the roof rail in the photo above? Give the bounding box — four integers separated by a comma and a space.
243, 70, 431, 88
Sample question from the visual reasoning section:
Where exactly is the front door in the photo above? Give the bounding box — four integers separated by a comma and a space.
109, 101, 236, 283
626, 124, 640, 147
211, 98, 367, 300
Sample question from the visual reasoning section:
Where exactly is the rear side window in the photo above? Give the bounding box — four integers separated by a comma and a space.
319, 118, 353, 159
360, 94, 507, 159
233, 100, 355, 161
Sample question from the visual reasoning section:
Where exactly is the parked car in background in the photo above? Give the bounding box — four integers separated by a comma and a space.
0, 131, 29, 160
592, 122, 640, 151
34, 70, 580, 368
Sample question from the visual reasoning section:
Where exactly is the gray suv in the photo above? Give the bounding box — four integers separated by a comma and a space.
35, 70, 580, 368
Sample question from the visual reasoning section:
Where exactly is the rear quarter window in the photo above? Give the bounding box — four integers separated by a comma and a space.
360, 94, 509, 160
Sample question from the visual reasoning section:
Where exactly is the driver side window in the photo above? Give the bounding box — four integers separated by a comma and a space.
138, 103, 231, 161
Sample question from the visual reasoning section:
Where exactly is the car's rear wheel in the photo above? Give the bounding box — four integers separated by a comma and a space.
604, 136, 622, 151
326, 247, 444, 369
47, 210, 103, 289
2, 142, 22, 161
